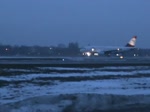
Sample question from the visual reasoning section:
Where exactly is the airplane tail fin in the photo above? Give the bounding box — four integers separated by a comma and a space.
125, 36, 137, 47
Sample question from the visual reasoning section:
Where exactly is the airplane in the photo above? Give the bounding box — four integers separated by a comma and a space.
80, 36, 137, 57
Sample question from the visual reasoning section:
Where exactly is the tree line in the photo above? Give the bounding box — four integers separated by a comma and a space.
0, 42, 81, 56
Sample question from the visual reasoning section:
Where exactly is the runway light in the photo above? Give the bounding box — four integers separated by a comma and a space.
117, 48, 120, 51
120, 56, 124, 59
5, 48, 8, 51
116, 54, 119, 56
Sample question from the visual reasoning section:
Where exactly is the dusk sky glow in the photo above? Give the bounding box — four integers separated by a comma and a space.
0, 0, 150, 48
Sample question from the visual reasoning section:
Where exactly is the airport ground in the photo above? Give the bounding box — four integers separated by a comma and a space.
0, 56, 150, 112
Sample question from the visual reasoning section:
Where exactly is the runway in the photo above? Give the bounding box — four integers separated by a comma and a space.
0, 56, 150, 67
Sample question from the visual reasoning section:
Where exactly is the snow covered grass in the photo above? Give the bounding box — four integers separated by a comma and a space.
1, 77, 150, 105
1, 94, 150, 112
1, 66, 150, 107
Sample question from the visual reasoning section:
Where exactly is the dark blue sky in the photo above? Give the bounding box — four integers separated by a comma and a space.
0, 0, 150, 48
